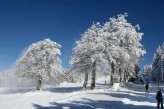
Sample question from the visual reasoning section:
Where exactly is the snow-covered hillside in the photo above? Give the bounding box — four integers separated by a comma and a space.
0, 78, 159, 109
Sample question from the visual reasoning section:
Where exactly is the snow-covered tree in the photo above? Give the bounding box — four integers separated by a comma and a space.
101, 13, 146, 85
70, 13, 145, 89
70, 23, 106, 89
0, 69, 18, 87
16, 38, 62, 90
142, 64, 152, 81
151, 43, 164, 82
0, 69, 36, 87
61, 68, 80, 83
134, 64, 140, 79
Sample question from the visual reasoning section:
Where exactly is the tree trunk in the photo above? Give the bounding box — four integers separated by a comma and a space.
123, 70, 126, 81
91, 61, 96, 90
161, 67, 163, 82
110, 62, 114, 86
119, 68, 125, 82
122, 69, 126, 81
36, 76, 42, 90
83, 72, 89, 88
119, 67, 122, 82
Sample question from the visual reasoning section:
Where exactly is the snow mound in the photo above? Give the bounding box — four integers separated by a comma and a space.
122, 98, 131, 104
112, 83, 125, 91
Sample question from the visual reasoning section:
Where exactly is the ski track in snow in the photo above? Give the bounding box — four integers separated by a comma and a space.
57, 90, 86, 103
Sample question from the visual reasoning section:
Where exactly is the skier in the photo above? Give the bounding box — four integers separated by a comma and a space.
156, 88, 163, 109
145, 83, 149, 94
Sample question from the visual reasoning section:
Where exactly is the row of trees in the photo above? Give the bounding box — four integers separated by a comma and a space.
70, 13, 146, 89
3, 13, 145, 90
143, 42, 164, 82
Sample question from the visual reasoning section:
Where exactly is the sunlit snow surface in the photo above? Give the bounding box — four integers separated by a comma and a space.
0, 78, 159, 109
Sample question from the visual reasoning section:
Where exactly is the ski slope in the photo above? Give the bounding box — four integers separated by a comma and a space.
0, 78, 160, 109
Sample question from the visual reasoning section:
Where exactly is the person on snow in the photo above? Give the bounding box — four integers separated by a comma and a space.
156, 88, 163, 109
145, 83, 149, 94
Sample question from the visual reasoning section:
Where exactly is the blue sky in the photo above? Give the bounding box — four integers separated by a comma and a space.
0, 0, 164, 72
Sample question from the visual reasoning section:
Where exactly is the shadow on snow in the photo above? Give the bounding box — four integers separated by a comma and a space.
33, 98, 155, 109
33, 88, 156, 109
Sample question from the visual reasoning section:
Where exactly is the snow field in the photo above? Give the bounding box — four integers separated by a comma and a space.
0, 78, 159, 109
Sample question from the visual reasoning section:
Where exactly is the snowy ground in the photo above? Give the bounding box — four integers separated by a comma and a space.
0, 78, 161, 109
